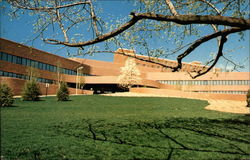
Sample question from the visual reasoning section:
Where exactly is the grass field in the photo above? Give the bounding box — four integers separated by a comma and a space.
1, 95, 250, 160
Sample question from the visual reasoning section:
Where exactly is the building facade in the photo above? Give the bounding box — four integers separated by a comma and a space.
0, 38, 249, 100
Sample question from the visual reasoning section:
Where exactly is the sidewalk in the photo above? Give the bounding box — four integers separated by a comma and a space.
206, 100, 249, 114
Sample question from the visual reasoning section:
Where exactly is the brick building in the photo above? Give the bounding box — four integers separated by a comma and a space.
0, 38, 249, 100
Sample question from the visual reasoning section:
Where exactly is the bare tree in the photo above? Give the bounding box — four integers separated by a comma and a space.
117, 58, 141, 88
5, 0, 250, 78
55, 61, 63, 85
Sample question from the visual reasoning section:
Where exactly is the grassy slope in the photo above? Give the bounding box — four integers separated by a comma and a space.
1, 95, 249, 160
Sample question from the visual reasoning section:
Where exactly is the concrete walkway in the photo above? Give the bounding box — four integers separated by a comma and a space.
102, 92, 250, 114
205, 100, 249, 114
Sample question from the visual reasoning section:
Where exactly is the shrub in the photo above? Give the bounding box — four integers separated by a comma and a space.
0, 83, 14, 107
22, 79, 41, 101
247, 89, 250, 107
57, 82, 69, 101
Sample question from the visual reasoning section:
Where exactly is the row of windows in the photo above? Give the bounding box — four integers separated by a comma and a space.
158, 80, 250, 85
0, 70, 55, 84
195, 91, 247, 95
0, 52, 77, 75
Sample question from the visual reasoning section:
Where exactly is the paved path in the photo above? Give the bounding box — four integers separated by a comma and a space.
205, 100, 249, 114
102, 92, 250, 114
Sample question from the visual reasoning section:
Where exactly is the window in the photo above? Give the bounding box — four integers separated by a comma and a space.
42, 63, 46, 70
246, 80, 250, 85
3, 72, 9, 77
26, 59, 31, 66
7, 54, 12, 62
22, 58, 27, 66
0, 70, 3, 76
12, 56, 17, 64
62, 68, 66, 74
38, 62, 43, 70
50, 65, 54, 72
12, 73, 16, 78
17, 57, 22, 65
34, 61, 38, 68
2, 52, 7, 61
17, 74, 22, 79
46, 64, 50, 71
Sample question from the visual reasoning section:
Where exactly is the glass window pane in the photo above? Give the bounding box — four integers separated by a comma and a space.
12, 56, 17, 64
27, 59, 31, 66
17, 57, 22, 64
7, 54, 12, 62
46, 64, 50, 71
0, 70, 3, 76
17, 74, 21, 79
22, 58, 27, 66
42, 63, 46, 70
30, 60, 35, 67
50, 65, 54, 72
2, 53, 7, 61
38, 62, 43, 70
4, 72, 9, 77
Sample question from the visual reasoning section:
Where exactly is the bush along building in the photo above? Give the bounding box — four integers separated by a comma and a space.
0, 38, 249, 101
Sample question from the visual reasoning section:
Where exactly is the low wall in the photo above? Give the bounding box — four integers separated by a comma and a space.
130, 88, 246, 101
0, 77, 93, 96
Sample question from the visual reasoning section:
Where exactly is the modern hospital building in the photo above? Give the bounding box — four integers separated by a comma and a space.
0, 38, 249, 101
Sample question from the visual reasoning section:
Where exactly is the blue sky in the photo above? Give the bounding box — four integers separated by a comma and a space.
1, 1, 249, 72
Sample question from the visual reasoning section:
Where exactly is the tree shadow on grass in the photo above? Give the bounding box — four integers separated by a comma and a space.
9, 117, 249, 160
49, 116, 250, 160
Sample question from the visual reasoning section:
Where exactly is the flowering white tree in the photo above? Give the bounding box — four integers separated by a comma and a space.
117, 58, 141, 88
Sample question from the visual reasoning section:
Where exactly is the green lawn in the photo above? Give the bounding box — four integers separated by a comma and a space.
1, 95, 249, 160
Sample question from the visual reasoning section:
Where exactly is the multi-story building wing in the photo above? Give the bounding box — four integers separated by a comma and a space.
0, 38, 249, 100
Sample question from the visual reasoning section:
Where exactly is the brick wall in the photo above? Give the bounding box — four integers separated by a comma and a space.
0, 77, 93, 96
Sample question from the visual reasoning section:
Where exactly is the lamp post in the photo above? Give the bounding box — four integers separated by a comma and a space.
45, 83, 49, 97
76, 66, 84, 95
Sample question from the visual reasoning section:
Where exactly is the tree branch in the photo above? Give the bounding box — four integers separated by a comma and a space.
9, 1, 90, 11
135, 13, 250, 28
188, 35, 228, 79
89, 0, 100, 37
44, 13, 250, 47
173, 27, 248, 72
165, 0, 179, 16
198, 0, 221, 14
55, 0, 69, 42
44, 13, 140, 46
197, 0, 221, 45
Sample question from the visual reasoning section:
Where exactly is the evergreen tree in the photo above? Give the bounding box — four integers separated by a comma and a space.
0, 83, 14, 107
57, 82, 69, 101
22, 79, 41, 101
